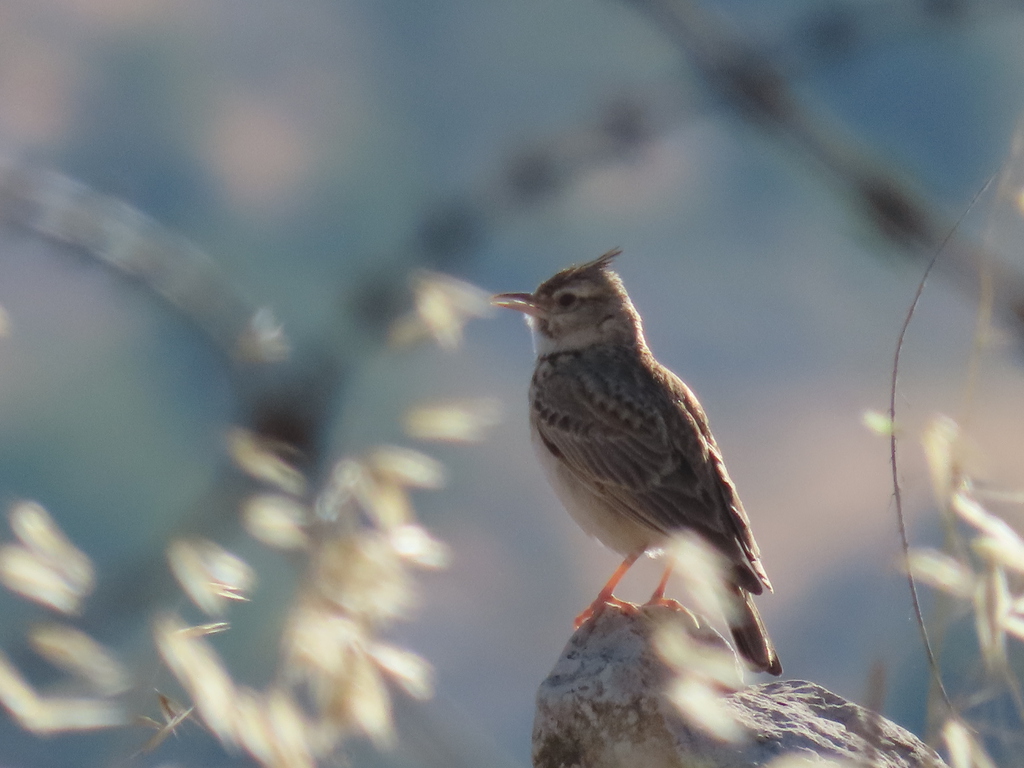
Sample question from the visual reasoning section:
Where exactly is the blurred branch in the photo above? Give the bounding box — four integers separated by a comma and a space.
767, 0, 1021, 73
0, 162, 354, 712
619, 0, 1024, 342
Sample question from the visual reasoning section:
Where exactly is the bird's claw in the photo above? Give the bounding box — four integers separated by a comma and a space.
573, 596, 640, 629
643, 596, 686, 611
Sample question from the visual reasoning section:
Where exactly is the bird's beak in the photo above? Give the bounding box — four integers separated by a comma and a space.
491, 292, 547, 319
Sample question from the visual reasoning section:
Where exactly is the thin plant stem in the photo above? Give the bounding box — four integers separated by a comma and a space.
888, 176, 996, 719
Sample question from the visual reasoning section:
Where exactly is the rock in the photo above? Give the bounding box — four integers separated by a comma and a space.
532, 603, 947, 768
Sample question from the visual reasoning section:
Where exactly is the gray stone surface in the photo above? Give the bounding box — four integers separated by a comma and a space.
533, 604, 947, 768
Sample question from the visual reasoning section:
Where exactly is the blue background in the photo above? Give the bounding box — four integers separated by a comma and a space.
1, 0, 1024, 764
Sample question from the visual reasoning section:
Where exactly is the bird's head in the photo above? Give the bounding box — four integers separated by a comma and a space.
492, 249, 645, 354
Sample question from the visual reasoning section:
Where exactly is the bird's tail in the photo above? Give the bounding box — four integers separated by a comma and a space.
728, 586, 782, 676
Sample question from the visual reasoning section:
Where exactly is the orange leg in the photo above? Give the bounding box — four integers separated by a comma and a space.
574, 550, 642, 629
645, 563, 686, 611
650, 564, 673, 602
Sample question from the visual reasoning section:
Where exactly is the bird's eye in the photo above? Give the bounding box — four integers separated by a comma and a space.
557, 292, 577, 308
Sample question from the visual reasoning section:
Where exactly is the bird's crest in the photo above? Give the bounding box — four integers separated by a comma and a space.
538, 249, 623, 296
579, 248, 621, 274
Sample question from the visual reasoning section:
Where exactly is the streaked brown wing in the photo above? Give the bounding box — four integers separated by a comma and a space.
658, 368, 773, 593
533, 360, 730, 538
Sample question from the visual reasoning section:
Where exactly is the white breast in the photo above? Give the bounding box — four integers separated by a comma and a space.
529, 421, 660, 557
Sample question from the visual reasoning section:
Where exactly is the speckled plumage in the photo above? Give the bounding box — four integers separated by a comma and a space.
494, 250, 781, 675
530, 344, 769, 592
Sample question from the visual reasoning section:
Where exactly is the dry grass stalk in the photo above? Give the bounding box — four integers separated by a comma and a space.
942, 719, 997, 768
0, 648, 126, 734
227, 428, 306, 496
242, 494, 310, 550
153, 613, 239, 748
905, 549, 975, 600
912, 414, 1024, 750
166, 539, 256, 617
389, 270, 492, 350
136, 691, 194, 754
404, 398, 503, 442
655, 534, 748, 743
156, 431, 452, 764
861, 409, 896, 436
28, 623, 132, 696
665, 532, 737, 625
0, 501, 95, 615
922, 416, 963, 514
367, 446, 446, 491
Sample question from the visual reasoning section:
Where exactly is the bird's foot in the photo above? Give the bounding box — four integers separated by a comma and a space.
642, 596, 700, 626
644, 595, 686, 611
573, 596, 639, 629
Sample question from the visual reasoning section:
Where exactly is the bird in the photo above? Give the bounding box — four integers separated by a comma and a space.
492, 249, 781, 676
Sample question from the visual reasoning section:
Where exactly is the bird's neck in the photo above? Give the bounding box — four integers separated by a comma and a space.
529, 315, 648, 356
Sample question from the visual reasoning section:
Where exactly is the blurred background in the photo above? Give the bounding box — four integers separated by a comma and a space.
2, 0, 1024, 765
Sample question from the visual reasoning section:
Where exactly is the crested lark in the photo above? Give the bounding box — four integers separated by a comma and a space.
493, 249, 781, 676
